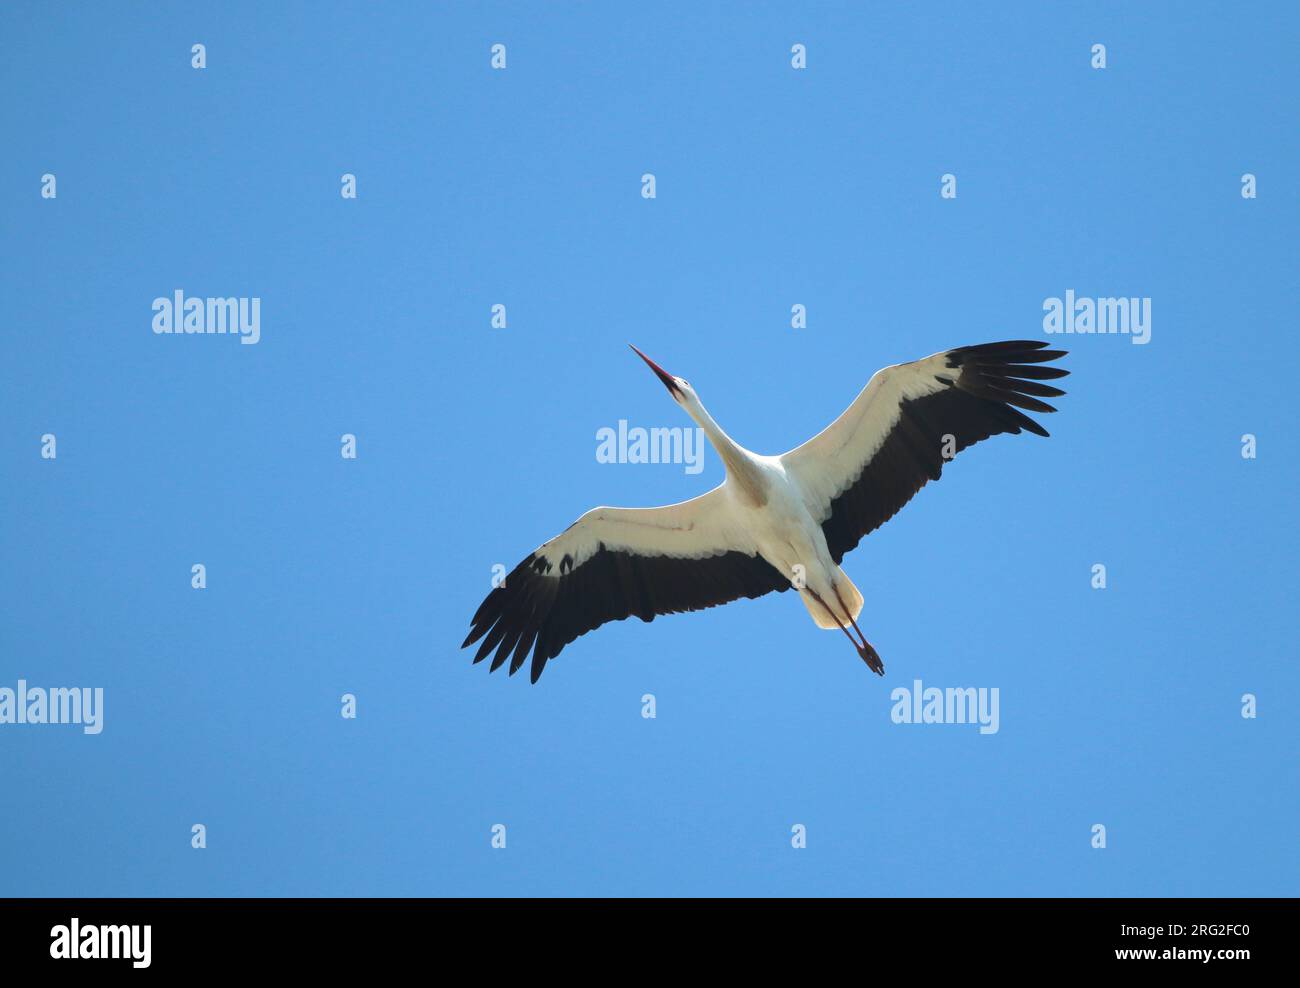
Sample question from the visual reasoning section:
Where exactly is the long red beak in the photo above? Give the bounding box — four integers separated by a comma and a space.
629, 344, 682, 398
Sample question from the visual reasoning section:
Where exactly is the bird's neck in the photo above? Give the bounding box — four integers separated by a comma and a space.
686, 399, 768, 504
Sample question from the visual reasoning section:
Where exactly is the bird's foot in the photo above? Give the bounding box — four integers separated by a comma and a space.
858, 641, 885, 676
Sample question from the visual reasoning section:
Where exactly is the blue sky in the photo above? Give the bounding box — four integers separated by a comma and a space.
2, 2, 1296, 896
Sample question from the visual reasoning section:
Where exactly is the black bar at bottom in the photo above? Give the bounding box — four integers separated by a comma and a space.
0, 897, 1275, 973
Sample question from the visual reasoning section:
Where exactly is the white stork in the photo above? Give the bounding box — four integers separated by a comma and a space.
462, 341, 1068, 683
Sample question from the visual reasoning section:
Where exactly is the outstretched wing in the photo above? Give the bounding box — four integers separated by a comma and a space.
461, 485, 789, 683
781, 341, 1069, 563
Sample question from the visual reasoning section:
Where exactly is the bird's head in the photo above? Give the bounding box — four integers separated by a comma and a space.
629, 344, 697, 407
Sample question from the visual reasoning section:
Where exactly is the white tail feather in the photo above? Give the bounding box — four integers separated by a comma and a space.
799, 569, 864, 629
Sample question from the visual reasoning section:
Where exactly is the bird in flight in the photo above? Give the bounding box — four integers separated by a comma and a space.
462, 341, 1068, 683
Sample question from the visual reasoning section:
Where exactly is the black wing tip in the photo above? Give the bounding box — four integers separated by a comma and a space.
951, 340, 1070, 418
950, 341, 1069, 365
460, 549, 562, 684
951, 339, 1047, 355
462, 618, 550, 681
1022, 418, 1051, 438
